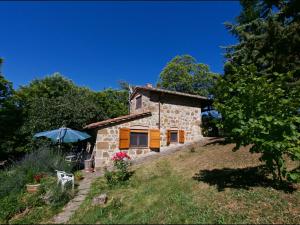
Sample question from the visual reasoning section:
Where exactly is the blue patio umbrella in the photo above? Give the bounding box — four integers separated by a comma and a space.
34, 127, 91, 143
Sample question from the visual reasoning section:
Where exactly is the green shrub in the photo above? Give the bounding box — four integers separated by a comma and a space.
104, 152, 131, 187
0, 144, 71, 198
104, 170, 126, 186
0, 144, 74, 223
0, 192, 25, 223
0, 175, 75, 223
0, 191, 42, 222
74, 170, 84, 181
39, 175, 75, 208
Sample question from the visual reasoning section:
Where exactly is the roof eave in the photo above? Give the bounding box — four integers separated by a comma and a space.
130, 86, 209, 101
84, 111, 152, 130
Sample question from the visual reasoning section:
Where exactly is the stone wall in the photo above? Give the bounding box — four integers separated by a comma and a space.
94, 90, 203, 168
159, 94, 202, 146
95, 114, 158, 167
130, 89, 156, 114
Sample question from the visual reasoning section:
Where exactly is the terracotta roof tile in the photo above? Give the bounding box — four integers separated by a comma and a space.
130, 86, 209, 100
84, 111, 152, 129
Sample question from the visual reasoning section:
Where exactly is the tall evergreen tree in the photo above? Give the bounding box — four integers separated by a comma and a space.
224, 0, 300, 85
214, 0, 300, 183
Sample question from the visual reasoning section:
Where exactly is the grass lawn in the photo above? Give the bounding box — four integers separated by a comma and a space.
9, 204, 62, 224
69, 142, 300, 224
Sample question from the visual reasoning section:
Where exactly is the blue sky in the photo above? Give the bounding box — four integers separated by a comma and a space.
0, 1, 241, 91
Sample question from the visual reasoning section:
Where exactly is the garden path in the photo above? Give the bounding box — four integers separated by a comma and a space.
50, 170, 103, 224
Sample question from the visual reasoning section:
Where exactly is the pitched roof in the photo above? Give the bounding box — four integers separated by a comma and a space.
130, 86, 209, 101
84, 112, 152, 129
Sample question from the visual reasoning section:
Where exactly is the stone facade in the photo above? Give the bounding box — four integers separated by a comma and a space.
95, 115, 156, 167
93, 88, 204, 168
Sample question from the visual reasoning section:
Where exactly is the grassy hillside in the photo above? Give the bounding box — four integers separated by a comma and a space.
69, 142, 300, 224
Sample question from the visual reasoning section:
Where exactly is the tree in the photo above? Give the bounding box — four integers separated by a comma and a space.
224, 0, 300, 85
15, 73, 128, 153
157, 55, 218, 97
215, 65, 300, 182
215, 0, 300, 183
0, 59, 23, 159
95, 88, 128, 120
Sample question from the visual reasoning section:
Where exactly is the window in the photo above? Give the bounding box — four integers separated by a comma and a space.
130, 130, 148, 147
136, 96, 142, 109
170, 131, 178, 143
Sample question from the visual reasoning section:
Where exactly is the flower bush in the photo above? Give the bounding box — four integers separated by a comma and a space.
105, 151, 131, 186
112, 151, 131, 161
33, 173, 46, 184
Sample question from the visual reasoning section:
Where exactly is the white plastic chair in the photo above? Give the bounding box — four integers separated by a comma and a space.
55, 170, 74, 191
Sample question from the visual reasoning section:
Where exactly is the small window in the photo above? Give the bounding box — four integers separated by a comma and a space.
130, 131, 148, 147
136, 96, 142, 109
170, 131, 178, 143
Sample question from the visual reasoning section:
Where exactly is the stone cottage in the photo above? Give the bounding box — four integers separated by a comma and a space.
84, 84, 211, 168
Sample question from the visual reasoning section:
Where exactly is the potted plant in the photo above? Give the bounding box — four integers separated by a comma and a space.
26, 173, 45, 193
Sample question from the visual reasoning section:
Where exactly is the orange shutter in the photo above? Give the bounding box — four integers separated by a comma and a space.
179, 130, 185, 143
150, 129, 160, 149
167, 130, 171, 145
119, 128, 130, 149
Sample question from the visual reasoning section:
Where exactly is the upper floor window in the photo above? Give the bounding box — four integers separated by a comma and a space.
136, 96, 142, 109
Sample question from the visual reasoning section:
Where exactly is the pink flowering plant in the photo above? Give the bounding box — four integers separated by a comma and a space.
112, 151, 131, 161
105, 151, 131, 186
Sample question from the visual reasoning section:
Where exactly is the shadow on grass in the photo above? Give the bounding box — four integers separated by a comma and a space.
128, 170, 135, 179
203, 137, 228, 146
193, 166, 296, 193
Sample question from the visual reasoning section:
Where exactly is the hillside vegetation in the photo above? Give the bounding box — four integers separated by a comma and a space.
69, 142, 300, 224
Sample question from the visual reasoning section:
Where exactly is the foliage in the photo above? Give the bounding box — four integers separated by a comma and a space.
214, 65, 300, 182
215, 0, 300, 182
0, 192, 25, 223
105, 151, 131, 186
157, 55, 219, 97
39, 176, 75, 207
202, 113, 221, 137
17, 74, 128, 134
0, 64, 13, 105
33, 173, 46, 184
224, 0, 300, 85
0, 72, 129, 158
94, 88, 128, 120
0, 146, 74, 223
74, 170, 84, 181
0, 144, 71, 199
15, 73, 99, 151
0, 174, 74, 223
0, 60, 23, 159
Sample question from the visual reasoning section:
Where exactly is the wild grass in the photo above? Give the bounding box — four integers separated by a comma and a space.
0, 146, 74, 224
69, 142, 300, 224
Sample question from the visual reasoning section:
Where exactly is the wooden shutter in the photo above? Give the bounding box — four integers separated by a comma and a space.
167, 130, 171, 145
119, 128, 130, 149
179, 130, 185, 143
150, 129, 160, 149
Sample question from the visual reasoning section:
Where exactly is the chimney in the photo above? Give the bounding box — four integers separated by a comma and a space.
146, 83, 153, 88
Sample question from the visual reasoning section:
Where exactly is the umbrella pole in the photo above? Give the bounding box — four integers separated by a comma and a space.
58, 142, 61, 155
58, 139, 63, 155
58, 128, 63, 155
